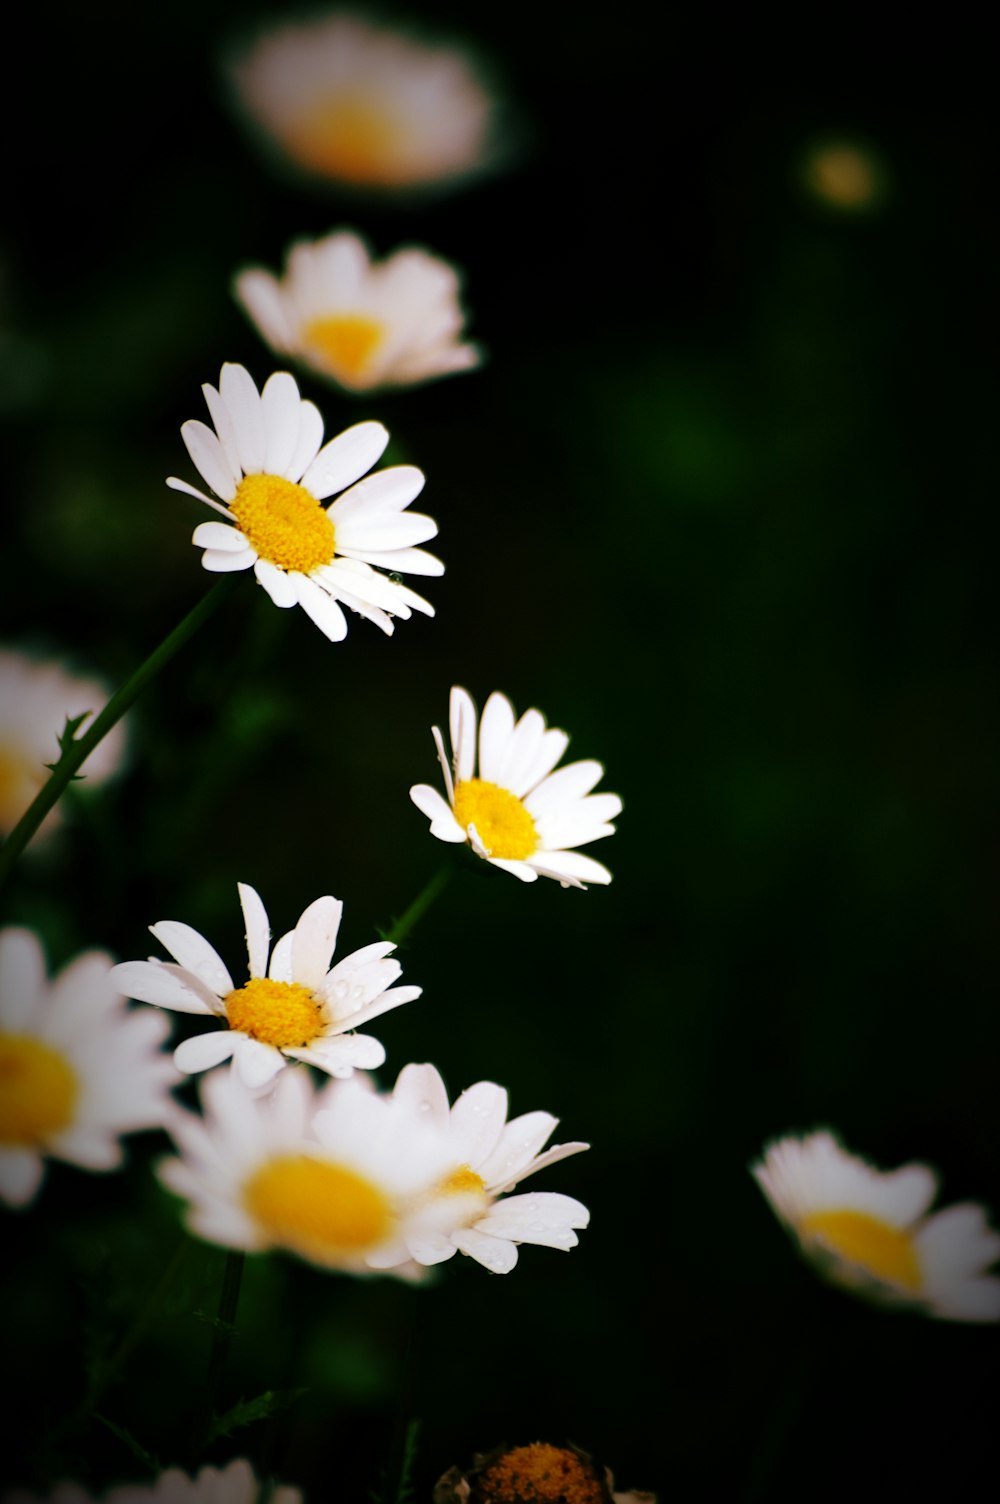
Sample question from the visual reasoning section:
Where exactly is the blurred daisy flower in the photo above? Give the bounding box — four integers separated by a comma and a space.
434, 1441, 654, 1504
799, 137, 887, 212
228, 11, 498, 192
410, 687, 622, 888
0, 928, 175, 1209
159, 1065, 458, 1274
0, 647, 126, 840
112, 883, 420, 1090
234, 229, 481, 393
2, 1457, 301, 1504
168, 363, 441, 642
364, 1062, 590, 1275
752, 1129, 1000, 1321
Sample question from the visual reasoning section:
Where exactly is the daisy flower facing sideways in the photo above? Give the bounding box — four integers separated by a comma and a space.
234, 229, 480, 393
0, 647, 126, 840
111, 883, 421, 1090
361, 1062, 590, 1275
410, 687, 622, 887
228, 11, 497, 192
168, 362, 441, 642
752, 1130, 1000, 1321
159, 1066, 461, 1274
2, 1457, 301, 1504
0, 928, 175, 1210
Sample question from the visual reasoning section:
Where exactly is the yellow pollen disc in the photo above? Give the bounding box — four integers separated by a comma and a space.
285, 95, 405, 184
229, 473, 336, 574
302, 315, 385, 383
225, 978, 327, 1050
438, 1164, 488, 1198
453, 778, 538, 861
801, 1209, 922, 1293
0, 747, 41, 835
244, 1154, 392, 1263
0, 1033, 78, 1145
478, 1444, 606, 1504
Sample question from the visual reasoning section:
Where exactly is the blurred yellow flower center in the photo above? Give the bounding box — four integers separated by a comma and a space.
303, 316, 384, 382
245, 1155, 392, 1259
230, 474, 336, 574
453, 779, 538, 861
0, 747, 40, 834
287, 94, 404, 184
0, 1034, 77, 1145
438, 1164, 487, 1198
225, 978, 326, 1049
477, 1443, 605, 1504
801, 1210, 922, 1292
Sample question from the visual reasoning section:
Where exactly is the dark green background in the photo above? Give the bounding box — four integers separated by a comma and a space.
2, 4, 997, 1500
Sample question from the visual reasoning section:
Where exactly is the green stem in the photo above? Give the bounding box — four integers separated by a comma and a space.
196, 1249, 245, 1458
383, 866, 451, 947
0, 581, 230, 889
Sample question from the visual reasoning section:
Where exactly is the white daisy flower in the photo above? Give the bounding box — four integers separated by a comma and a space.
409, 687, 622, 888
228, 12, 498, 192
2, 1457, 301, 1504
167, 362, 441, 642
360, 1062, 590, 1276
752, 1129, 1000, 1322
111, 883, 421, 1090
234, 229, 481, 393
0, 647, 126, 840
0, 928, 176, 1209
159, 1065, 457, 1274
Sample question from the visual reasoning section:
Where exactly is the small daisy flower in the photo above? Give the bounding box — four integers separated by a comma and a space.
362, 1062, 590, 1275
0, 928, 175, 1209
234, 229, 481, 393
752, 1129, 1000, 1322
111, 883, 420, 1090
434, 1442, 655, 1504
159, 1065, 457, 1274
2, 1457, 301, 1504
410, 687, 622, 888
228, 12, 498, 192
167, 362, 441, 642
0, 647, 126, 840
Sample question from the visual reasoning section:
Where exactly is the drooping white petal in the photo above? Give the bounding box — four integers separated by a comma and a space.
292, 573, 349, 640
451, 1226, 519, 1272
254, 557, 298, 607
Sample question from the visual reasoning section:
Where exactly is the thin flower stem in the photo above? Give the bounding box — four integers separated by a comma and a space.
383, 866, 452, 947
0, 581, 230, 888
194, 1249, 245, 1458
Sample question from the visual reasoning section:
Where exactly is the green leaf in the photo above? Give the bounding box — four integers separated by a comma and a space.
207, 1387, 308, 1443
95, 1415, 160, 1473
370, 1417, 421, 1504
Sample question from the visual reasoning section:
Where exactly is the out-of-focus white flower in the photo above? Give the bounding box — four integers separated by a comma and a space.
0, 647, 126, 840
410, 687, 622, 888
0, 928, 176, 1209
112, 883, 420, 1090
228, 11, 498, 192
361, 1062, 590, 1275
799, 138, 886, 211
158, 1066, 457, 1275
752, 1129, 1000, 1321
235, 229, 480, 393
2, 1457, 301, 1504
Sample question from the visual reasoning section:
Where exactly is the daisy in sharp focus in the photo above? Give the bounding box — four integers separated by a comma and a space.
228, 11, 498, 193
2, 1457, 301, 1504
167, 362, 441, 642
234, 229, 481, 393
111, 883, 421, 1090
409, 686, 622, 888
358, 1062, 590, 1275
0, 647, 126, 840
159, 1065, 459, 1274
752, 1129, 1000, 1321
0, 927, 176, 1209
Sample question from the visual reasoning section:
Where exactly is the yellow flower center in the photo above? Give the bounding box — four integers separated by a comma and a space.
244, 1154, 392, 1263
0, 1033, 78, 1145
229, 474, 336, 574
438, 1164, 488, 1198
800, 1209, 922, 1294
453, 778, 538, 861
477, 1444, 607, 1504
224, 977, 327, 1050
0, 746, 41, 836
285, 94, 405, 184
302, 315, 384, 383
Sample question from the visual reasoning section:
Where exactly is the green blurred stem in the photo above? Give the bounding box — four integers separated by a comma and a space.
384, 866, 451, 946
202, 1249, 245, 1434
0, 581, 230, 889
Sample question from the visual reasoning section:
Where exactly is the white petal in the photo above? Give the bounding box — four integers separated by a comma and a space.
201, 546, 257, 573
478, 692, 516, 783
167, 476, 231, 514
0, 928, 45, 1028
293, 895, 343, 988
529, 849, 613, 887
238, 883, 271, 980
392, 1063, 450, 1124
451, 1226, 518, 1273
450, 686, 478, 782
268, 932, 294, 982
300, 421, 389, 500
173, 1030, 237, 1074
487, 857, 539, 883
409, 784, 466, 842
260, 370, 302, 476
254, 557, 297, 607
293, 574, 349, 640
181, 419, 238, 502
451, 1081, 508, 1165
286, 400, 325, 482
525, 760, 606, 817
233, 1037, 286, 1088
219, 363, 265, 474
201, 381, 244, 481
148, 921, 234, 995
109, 960, 216, 1015
0, 1148, 46, 1208
328, 465, 426, 524
192, 520, 247, 551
